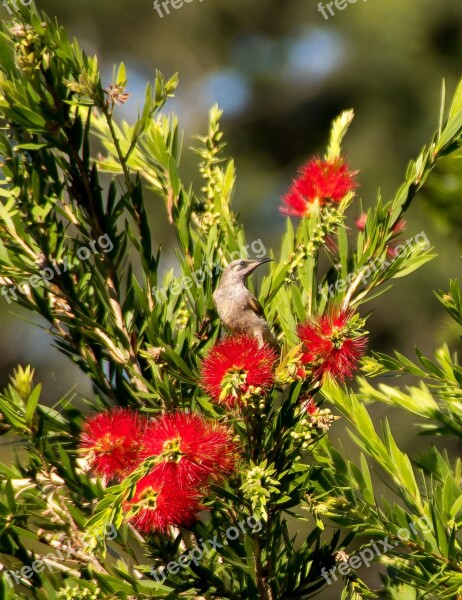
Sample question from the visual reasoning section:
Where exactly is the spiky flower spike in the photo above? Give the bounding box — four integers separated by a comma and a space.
80, 408, 146, 483
201, 335, 277, 407
280, 157, 358, 217
125, 471, 201, 533
297, 310, 367, 382
141, 412, 238, 488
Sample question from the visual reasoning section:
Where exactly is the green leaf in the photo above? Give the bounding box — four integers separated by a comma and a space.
25, 384, 41, 424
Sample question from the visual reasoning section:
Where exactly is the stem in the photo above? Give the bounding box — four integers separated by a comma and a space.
102, 109, 157, 353
42, 72, 149, 393
389, 535, 462, 573
254, 534, 272, 600
342, 264, 371, 311
103, 109, 134, 193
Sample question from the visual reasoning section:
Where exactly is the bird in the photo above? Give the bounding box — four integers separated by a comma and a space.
213, 258, 279, 351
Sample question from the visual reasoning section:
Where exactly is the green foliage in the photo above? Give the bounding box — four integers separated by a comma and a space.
313, 288, 462, 597
0, 4, 462, 600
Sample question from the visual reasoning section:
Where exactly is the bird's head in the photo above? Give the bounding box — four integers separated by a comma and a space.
222, 258, 273, 282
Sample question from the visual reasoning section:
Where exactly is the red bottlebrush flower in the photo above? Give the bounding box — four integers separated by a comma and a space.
125, 471, 201, 533
387, 245, 399, 258
297, 310, 367, 382
201, 335, 277, 407
355, 213, 367, 231
80, 408, 146, 483
280, 157, 358, 217
297, 367, 308, 379
392, 219, 406, 234
141, 412, 238, 488
301, 396, 318, 415
387, 219, 407, 257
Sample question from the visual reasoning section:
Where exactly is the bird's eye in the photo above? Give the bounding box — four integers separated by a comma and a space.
239, 261, 245, 267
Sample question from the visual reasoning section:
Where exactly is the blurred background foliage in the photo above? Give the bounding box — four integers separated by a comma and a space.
0, 0, 461, 595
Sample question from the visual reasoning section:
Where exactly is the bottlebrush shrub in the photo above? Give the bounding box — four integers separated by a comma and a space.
2, 6, 462, 600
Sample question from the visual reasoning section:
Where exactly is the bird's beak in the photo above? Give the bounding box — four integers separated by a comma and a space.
256, 257, 273, 265
245, 257, 273, 276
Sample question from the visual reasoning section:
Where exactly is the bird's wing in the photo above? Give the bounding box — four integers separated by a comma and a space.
248, 292, 266, 317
